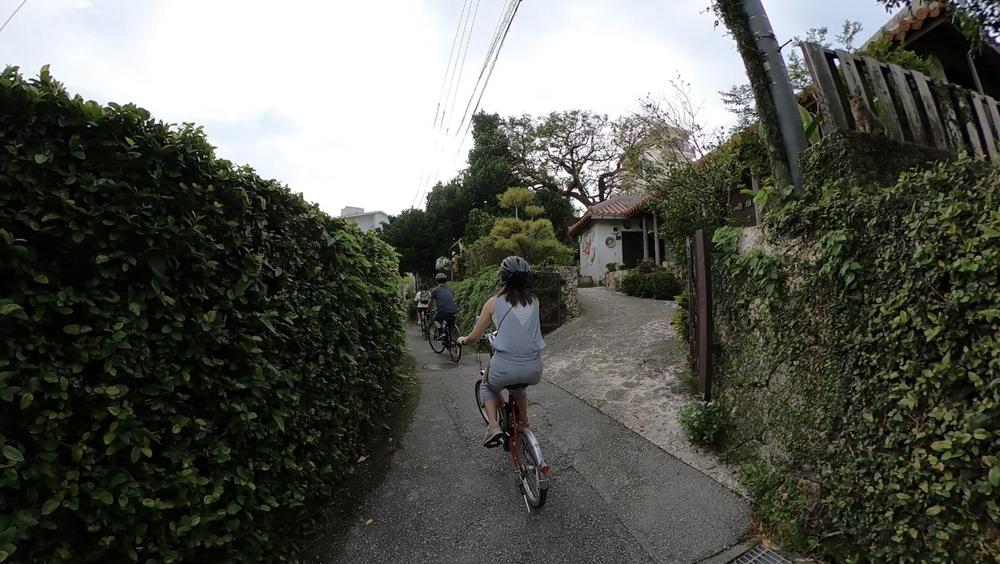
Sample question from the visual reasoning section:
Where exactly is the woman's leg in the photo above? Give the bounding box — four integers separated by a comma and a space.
484, 399, 499, 426
480, 362, 503, 446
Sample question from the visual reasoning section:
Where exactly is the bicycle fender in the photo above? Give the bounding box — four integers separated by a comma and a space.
517, 428, 549, 486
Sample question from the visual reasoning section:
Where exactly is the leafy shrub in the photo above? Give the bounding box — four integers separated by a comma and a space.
636, 258, 659, 274
619, 269, 683, 300
671, 307, 689, 341
646, 271, 683, 300
647, 128, 769, 264
678, 402, 724, 447
672, 290, 689, 341
711, 150, 1000, 562
460, 217, 573, 274
605, 262, 618, 272
675, 289, 689, 308
857, 35, 933, 75
619, 270, 644, 296
0, 67, 404, 562
449, 267, 499, 331
739, 458, 813, 552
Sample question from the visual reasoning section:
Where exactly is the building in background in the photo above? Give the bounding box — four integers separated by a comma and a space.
340, 206, 389, 232
567, 194, 664, 284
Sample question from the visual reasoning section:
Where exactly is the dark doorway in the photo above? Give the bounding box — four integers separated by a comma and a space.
622, 231, 643, 268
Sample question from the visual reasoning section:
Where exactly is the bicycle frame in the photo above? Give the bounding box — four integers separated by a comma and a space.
504, 397, 549, 476
476, 333, 550, 501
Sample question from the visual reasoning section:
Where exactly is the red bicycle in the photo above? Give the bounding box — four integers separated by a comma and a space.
473, 332, 550, 509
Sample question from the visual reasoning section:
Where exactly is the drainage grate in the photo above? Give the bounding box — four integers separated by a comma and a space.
422, 363, 460, 371
730, 545, 792, 564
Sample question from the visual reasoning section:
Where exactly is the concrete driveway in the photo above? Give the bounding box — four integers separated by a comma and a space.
545, 287, 742, 492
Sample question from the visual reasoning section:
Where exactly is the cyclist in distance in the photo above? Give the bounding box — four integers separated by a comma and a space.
458, 256, 545, 447
430, 272, 458, 339
414, 287, 431, 327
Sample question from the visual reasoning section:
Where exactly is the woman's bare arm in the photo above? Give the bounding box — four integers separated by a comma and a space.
459, 297, 495, 345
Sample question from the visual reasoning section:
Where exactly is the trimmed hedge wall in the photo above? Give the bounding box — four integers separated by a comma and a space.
711, 151, 999, 561
0, 68, 404, 562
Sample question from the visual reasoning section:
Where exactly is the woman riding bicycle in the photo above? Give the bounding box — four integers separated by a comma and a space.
458, 256, 545, 448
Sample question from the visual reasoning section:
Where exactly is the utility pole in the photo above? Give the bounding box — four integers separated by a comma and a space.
742, 0, 808, 193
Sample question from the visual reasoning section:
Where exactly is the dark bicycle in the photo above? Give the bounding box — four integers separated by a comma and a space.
428, 315, 462, 363
417, 307, 430, 339
473, 330, 549, 509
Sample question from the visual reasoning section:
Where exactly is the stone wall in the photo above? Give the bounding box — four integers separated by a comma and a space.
604, 270, 627, 292
547, 265, 580, 321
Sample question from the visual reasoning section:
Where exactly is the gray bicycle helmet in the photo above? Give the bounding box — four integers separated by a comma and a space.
435, 272, 448, 283
499, 256, 530, 283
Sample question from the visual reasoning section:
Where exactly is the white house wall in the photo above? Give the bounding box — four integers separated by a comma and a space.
579, 219, 646, 282
346, 212, 389, 232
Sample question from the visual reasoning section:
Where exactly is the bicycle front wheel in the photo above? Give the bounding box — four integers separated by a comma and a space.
517, 429, 548, 508
448, 340, 463, 362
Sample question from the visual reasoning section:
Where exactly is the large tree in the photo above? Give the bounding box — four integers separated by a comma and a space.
463, 112, 523, 213
533, 186, 576, 243
505, 110, 650, 208
424, 178, 472, 252
378, 208, 437, 277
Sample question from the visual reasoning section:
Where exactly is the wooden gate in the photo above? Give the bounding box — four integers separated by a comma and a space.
686, 229, 713, 402
529, 271, 563, 333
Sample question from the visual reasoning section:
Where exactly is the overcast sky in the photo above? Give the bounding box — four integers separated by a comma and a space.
2, 0, 895, 216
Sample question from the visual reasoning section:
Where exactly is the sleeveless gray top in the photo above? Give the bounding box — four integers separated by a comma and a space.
492, 294, 545, 359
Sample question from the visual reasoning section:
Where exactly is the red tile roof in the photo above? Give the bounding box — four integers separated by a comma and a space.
567, 194, 648, 237
882, 0, 946, 44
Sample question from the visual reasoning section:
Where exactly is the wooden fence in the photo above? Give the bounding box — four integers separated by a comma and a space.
686, 229, 713, 402
800, 42, 1000, 160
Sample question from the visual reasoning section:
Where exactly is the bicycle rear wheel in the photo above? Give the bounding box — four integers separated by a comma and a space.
517, 429, 548, 508
427, 325, 445, 353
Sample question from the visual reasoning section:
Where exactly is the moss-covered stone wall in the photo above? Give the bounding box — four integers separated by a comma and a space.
709, 131, 998, 561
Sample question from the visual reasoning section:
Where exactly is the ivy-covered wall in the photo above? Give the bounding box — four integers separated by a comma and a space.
710, 132, 998, 561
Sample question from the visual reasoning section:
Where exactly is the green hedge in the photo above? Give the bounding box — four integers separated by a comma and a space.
0, 67, 404, 562
711, 155, 999, 561
620, 270, 683, 301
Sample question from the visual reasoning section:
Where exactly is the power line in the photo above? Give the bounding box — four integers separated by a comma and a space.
432, 0, 471, 130
420, 0, 515, 204
0, 0, 30, 36
438, 0, 474, 133
453, 0, 522, 158
415, 0, 521, 208
442, 0, 481, 136
413, 0, 472, 208
452, 0, 518, 145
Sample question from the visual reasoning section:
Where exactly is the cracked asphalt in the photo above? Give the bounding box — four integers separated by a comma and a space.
309, 317, 749, 563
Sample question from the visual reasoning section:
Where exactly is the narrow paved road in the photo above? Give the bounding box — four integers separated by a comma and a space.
312, 318, 748, 563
